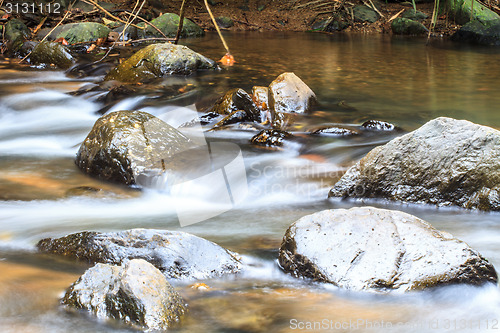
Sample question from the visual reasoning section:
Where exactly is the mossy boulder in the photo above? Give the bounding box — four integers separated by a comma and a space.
4, 19, 30, 54
446, 0, 500, 25
62, 259, 186, 330
329, 117, 500, 211
75, 111, 195, 185
139, 13, 204, 38
279, 207, 497, 291
353, 5, 379, 23
392, 18, 428, 35
37, 229, 242, 279
38, 22, 110, 44
401, 9, 428, 21
452, 19, 500, 45
105, 43, 217, 83
30, 41, 74, 69
216, 16, 234, 29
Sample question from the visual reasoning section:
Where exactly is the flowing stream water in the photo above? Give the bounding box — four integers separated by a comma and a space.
1, 32, 500, 332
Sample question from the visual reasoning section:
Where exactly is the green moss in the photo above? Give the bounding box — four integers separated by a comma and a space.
391, 18, 428, 35
30, 41, 74, 69
56, 22, 110, 44
141, 13, 204, 38
446, 0, 500, 25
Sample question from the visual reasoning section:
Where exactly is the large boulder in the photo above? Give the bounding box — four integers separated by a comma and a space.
4, 19, 30, 54
75, 111, 195, 185
446, 0, 500, 25
452, 19, 500, 46
139, 13, 204, 39
29, 41, 74, 69
329, 117, 500, 211
37, 229, 242, 279
105, 43, 217, 83
268, 72, 317, 115
279, 207, 497, 291
37, 22, 111, 44
62, 259, 186, 330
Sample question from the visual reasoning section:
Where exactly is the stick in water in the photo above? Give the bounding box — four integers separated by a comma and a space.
203, 0, 235, 65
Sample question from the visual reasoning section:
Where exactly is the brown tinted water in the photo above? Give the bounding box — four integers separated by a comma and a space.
1, 32, 500, 333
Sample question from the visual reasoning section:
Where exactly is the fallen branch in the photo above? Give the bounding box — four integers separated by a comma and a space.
388, 8, 405, 22
126, 37, 176, 44
174, 0, 187, 44
204, 0, 230, 55
123, 10, 168, 38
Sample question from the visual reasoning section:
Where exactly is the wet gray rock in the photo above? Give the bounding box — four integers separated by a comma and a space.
208, 88, 261, 121
75, 110, 195, 185
452, 19, 500, 46
392, 18, 428, 35
105, 43, 217, 83
329, 117, 500, 211
62, 259, 186, 330
251, 129, 292, 147
213, 110, 251, 128
268, 72, 317, 115
353, 5, 379, 23
38, 229, 242, 279
30, 41, 74, 69
361, 120, 397, 131
279, 207, 497, 291
311, 126, 359, 136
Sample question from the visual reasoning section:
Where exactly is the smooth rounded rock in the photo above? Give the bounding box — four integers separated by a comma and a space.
268, 72, 317, 115
279, 207, 497, 291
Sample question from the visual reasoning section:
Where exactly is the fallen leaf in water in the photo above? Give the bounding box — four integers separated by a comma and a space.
96, 37, 106, 46
87, 44, 96, 53
219, 53, 236, 66
190, 283, 210, 290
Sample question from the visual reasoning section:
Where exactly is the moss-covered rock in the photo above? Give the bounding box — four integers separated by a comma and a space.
4, 19, 30, 55
391, 18, 428, 35
37, 229, 242, 279
62, 259, 186, 330
452, 19, 500, 45
216, 16, 234, 29
38, 22, 111, 44
30, 41, 74, 69
353, 5, 379, 23
279, 207, 497, 291
75, 111, 195, 185
401, 9, 428, 21
329, 117, 500, 211
139, 13, 204, 38
105, 43, 217, 83
446, 0, 500, 25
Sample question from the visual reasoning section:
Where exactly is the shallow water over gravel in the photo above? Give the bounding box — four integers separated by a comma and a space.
1, 32, 500, 332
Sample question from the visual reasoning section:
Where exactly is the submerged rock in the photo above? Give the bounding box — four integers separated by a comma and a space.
329, 117, 500, 211
30, 41, 74, 69
268, 72, 317, 115
361, 120, 397, 131
105, 43, 217, 83
311, 126, 359, 136
452, 19, 500, 46
62, 259, 186, 330
139, 13, 204, 38
279, 207, 497, 291
75, 111, 194, 185
391, 18, 428, 35
37, 229, 242, 279
251, 129, 292, 147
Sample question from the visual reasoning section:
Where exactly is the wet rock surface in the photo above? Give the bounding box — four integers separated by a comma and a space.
329, 117, 500, 211
29, 41, 74, 69
37, 228, 242, 279
279, 207, 497, 291
268, 72, 317, 115
4, 19, 30, 54
452, 19, 500, 46
105, 43, 217, 82
311, 126, 360, 136
361, 120, 397, 131
75, 110, 194, 185
208, 88, 261, 120
62, 259, 186, 330
251, 129, 292, 147
392, 18, 428, 35
37, 22, 110, 44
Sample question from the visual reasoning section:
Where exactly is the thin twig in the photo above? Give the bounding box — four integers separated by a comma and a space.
126, 37, 175, 44
388, 8, 405, 22
174, 0, 187, 44
204, 0, 230, 54
123, 10, 168, 38
365, 0, 384, 18
20, 9, 71, 63
80, 0, 145, 29
96, 0, 146, 63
